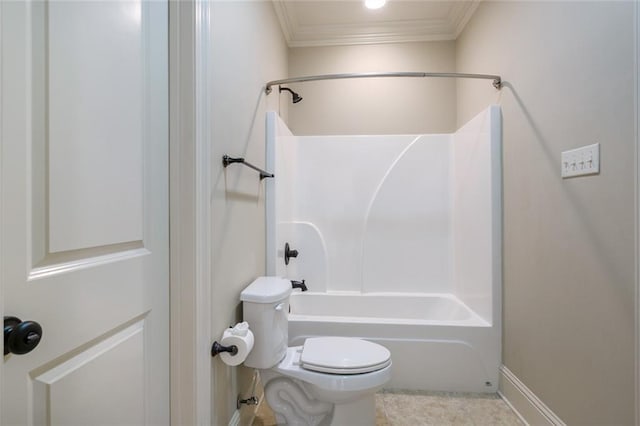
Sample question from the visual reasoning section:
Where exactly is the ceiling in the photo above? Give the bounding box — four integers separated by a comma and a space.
272, 0, 481, 47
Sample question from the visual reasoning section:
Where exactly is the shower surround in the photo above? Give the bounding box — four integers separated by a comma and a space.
265, 106, 501, 392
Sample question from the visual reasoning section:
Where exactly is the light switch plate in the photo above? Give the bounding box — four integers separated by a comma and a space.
561, 143, 599, 178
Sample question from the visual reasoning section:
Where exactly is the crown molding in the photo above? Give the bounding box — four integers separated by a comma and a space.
272, 1, 294, 46
451, 0, 481, 38
272, 0, 480, 47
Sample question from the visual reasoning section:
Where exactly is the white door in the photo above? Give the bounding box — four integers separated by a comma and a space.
1, 1, 169, 425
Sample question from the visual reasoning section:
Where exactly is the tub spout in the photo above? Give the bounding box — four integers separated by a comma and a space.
291, 280, 307, 292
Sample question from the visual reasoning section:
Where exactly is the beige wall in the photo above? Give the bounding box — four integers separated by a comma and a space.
287, 42, 457, 135
211, 2, 288, 424
457, 2, 635, 424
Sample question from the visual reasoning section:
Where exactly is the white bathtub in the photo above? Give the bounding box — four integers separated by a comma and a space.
287, 292, 500, 393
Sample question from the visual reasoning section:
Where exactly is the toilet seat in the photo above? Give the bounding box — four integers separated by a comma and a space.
273, 345, 392, 393
300, 337, 391, 374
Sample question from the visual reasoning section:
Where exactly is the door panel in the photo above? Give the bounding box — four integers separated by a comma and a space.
48, 1, 144, 253
1, 1, 169, 425
31, 319, 146, 426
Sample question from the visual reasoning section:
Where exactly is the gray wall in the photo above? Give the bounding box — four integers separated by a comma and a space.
456, 2, 636, 424
287, 42, 457, 135
211, 2, 288, 424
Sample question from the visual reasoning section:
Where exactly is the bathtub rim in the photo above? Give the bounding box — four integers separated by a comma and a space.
288, 291, 492, 327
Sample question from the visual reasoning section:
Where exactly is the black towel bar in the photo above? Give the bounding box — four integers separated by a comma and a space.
222, 155, 274, 180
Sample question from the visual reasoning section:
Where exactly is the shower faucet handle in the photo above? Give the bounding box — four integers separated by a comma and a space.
284, 242, 299, 265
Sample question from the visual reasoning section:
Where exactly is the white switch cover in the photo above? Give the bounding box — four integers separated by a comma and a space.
561, 143, 600, 178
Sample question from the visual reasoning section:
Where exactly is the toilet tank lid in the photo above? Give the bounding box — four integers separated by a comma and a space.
241, 277, 292, 303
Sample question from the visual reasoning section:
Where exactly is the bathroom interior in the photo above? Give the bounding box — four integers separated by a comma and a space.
211, 1, 636, 425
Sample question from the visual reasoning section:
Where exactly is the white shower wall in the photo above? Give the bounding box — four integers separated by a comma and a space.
267, 106, 500, 322
452, 106, 501, 323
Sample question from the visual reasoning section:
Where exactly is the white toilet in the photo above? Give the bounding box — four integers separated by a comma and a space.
241, 277, 392, 426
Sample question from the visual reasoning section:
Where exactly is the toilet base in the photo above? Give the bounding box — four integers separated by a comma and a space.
330, 394, 376, 426
262, 373, 379, 426
264, 388, 376, 426
258, 347, 390, 426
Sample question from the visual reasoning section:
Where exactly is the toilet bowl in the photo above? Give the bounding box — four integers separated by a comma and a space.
241, 277, 392, 425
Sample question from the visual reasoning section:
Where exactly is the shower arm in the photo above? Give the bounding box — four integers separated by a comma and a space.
265, 71, 502, 94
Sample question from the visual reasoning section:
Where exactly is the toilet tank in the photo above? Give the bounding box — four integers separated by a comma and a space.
241, 277, 292, 369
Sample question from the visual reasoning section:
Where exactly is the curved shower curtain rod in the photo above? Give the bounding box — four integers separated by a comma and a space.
265, 71, 502, 94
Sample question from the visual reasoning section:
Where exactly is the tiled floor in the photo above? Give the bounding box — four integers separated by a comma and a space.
375, 390, 523, 426
253, 390, 523, 426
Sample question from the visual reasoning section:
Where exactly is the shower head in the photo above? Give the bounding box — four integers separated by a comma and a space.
279, 86, 303, 104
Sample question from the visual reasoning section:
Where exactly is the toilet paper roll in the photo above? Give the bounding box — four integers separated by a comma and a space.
219, 327, 254, 366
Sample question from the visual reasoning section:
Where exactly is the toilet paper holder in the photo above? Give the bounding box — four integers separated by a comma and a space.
211, 341, 238, 357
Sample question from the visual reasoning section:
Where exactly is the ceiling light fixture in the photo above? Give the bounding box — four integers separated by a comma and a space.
364, 0, 386, 10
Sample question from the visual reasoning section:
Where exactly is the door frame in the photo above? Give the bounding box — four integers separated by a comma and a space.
0, 0, 4, 409
169, 1, 215, 425
633, 0, 640, 422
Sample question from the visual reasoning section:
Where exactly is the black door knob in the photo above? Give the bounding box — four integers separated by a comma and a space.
4, 316, 43, 356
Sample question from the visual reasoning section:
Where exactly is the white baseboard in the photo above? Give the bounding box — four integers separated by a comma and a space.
228, 410, 240, 426
499, 365, 565, 426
